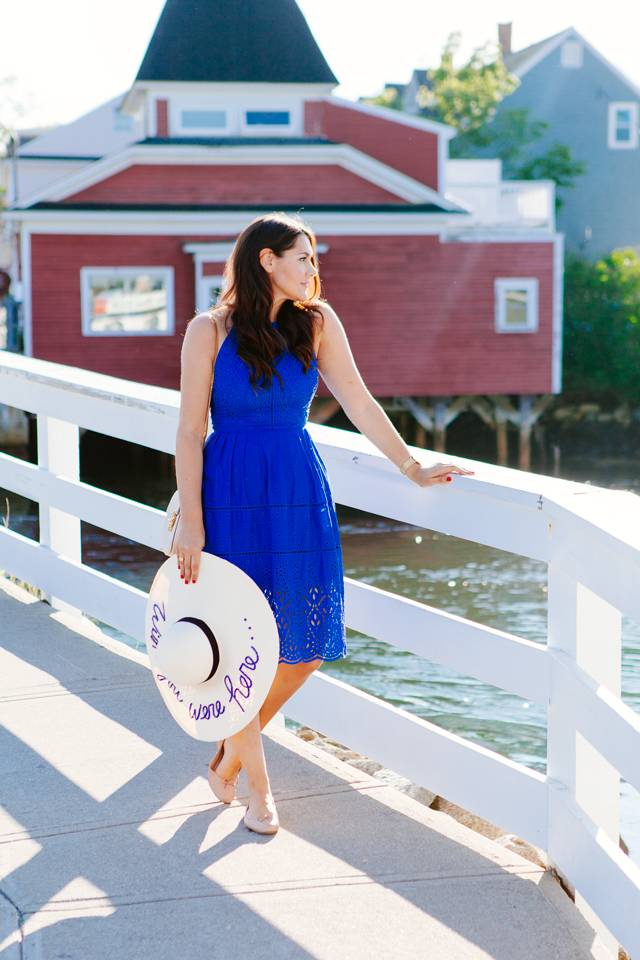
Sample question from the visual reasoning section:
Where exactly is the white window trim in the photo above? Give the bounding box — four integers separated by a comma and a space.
80, 266, 175, 338
197, 273, 225, 315
494, 278, 539, 334
608, 102, 639, 150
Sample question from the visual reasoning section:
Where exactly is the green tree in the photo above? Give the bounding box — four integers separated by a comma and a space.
563, 250, 640, 407
478, 109, 587, 209
415, 33, 519, 151
481, 108, 548, 172
364, 86, 404, 112
516, 141, 586, 210
364, 35, 586, 207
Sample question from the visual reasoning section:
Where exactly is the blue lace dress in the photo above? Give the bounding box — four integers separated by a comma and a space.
202, 324, 346, 664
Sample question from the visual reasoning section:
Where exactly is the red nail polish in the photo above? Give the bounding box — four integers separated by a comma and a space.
181, 574, 184, 579
192, 579, 196, 584
446, 477, 452, 482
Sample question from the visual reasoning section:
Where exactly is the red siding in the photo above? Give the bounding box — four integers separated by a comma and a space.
305, 101, 440, 192
63, 164, 408, 206
30, 234, 555, 395
30, 234, 206, 389
156, 100, 169, 138
317, 236, 555, 395
202, 262, 226, 276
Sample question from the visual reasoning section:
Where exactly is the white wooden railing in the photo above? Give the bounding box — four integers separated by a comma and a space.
446, 180, 555, 230
0, 351, 639, 958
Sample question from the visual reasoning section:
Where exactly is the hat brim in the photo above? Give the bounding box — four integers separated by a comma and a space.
146, 553, 280, 741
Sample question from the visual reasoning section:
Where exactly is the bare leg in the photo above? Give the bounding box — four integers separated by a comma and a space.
228, 714, 273, 822
216, 659, 321, 782
260, 658, 322, 727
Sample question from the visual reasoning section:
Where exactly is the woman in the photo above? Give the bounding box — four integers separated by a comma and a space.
174, 213, 473, 834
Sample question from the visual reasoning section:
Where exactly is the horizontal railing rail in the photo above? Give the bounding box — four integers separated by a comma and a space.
0, 350, 639, 957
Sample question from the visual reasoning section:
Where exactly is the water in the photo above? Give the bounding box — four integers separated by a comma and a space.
1, 436, 639, 861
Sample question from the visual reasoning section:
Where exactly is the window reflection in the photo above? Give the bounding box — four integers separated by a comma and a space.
505, 290, 528, 328
81, 268, 174, 336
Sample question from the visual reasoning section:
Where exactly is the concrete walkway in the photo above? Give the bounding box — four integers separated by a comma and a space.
0, 578, 613, 960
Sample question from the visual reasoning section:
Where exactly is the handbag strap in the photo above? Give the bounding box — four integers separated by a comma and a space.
201, 315, 220, 448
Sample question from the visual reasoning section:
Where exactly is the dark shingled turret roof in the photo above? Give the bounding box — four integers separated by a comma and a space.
136, 0, 337, 84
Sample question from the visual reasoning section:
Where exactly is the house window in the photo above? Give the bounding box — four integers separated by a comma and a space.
113, 109, 133, 133
608, 102, 639, 149
197, 275, 225, 315
494, 279, 538, 333
560, 41, 583, 68
80, 267, 175, 337
245, 111, 290, 126
181, 109, 227, 130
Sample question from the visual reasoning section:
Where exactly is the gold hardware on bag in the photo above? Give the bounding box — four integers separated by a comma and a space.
168, 511, 178, 532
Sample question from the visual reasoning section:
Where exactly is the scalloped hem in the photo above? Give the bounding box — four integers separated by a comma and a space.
278, 650, 346, 665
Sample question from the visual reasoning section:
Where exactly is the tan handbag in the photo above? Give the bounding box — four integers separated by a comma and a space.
163, 318, 219, 557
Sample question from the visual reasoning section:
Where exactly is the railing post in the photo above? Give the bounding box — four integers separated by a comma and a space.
547, 564, 621, 956
37, 414, 81, 614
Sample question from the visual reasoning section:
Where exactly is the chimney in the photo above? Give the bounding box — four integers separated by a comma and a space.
498, 23, 512, 55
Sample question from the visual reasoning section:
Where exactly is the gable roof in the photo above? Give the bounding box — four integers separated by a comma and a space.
135, 0, 337, 85
18, 94, 143, 161
503, 31, 567, 75
9, 140, 462, 210
504, 26, 640, 98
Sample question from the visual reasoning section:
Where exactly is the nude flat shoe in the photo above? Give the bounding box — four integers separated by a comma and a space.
243, 803, 280, 835
208, 740, 239, 804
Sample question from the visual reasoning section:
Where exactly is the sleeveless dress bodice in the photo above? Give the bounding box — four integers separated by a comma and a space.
211, 327, 314, 432
201, 325, 346, 664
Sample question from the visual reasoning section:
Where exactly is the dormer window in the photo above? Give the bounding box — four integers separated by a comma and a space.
113, 108, 133, 133
173, 103, 230, 136
245, 111, 290, 126
169, 100, 299, 138
181, 109, 227, 130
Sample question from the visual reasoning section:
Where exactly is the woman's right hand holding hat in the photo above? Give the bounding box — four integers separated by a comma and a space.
174, 519, 204, 585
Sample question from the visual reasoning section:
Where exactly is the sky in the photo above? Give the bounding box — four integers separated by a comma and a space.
2, 0, 640, 130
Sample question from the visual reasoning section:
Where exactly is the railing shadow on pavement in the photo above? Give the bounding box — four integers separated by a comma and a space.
0, 350, 639, 957
0, 587, 598, 960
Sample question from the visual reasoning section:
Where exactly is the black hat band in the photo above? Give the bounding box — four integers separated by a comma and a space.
177, 617, 220, 682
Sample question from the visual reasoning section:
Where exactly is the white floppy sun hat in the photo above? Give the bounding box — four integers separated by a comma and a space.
145, 553, 280, 741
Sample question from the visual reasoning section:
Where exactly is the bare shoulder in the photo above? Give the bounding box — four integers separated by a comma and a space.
315, 301, 344, 334
185, 313, 215, 339
314, 301, 346, 346
184, 309, 227, 351
315, 301, 340, 324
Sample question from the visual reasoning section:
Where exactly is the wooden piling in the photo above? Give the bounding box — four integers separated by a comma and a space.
519, 396, 534, 472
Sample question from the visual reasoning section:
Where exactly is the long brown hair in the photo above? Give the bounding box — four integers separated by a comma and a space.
218, 213, 323, 389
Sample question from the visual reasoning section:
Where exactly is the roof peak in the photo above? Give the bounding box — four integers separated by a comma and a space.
503, 28, 572, 74
135, 0, 337, 85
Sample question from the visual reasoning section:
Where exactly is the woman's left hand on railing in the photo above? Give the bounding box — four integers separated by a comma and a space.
407, 462, 475, 488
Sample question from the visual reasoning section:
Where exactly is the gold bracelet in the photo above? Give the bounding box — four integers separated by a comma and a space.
399, 456, 420, 475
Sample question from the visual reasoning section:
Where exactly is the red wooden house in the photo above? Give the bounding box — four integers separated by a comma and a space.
4, 0, 562, 455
